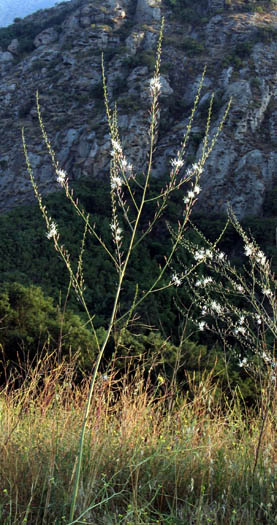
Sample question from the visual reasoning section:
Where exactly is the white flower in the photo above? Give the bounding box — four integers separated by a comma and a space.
115, 234, 122, 243
149, 77, 161, 94
234, 326, 246, 335
110, 223, 123, 243
194, 248, 205, 261
203, 277, 213, 285
239, 316, 245, 325
192, 163, 203, 174
184, 184, 201, 204
111, 175, 123, 189
235, 284, 244, 293
196, 277, 213, 287
121, 158, 133, 172
56, 169, 66, 185
194, 247, 213, 260
256, 250, 266, 266
170, 158, 184, 170
210, 301, 222, 314
46, 221, 58, 239
239, 357, 248, 368
244, 243, 255, 257
263, 288, 272, 298
262, 351, 269, 362
217, 252, 225, 261
201, 305, 208, 315
171, 273, 182, 286
111, 139, 122, 155
186, 167, 193, 177
198, 321, 206, 331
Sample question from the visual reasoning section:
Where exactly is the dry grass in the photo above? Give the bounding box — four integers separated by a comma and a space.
0, 356, 276, 524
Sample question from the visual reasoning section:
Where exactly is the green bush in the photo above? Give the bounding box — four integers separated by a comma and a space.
180, 38, 204, 56
0, 282, 100, 376
112, 329, 260, 403
122, 51, 156, 73
255, 25, 277, 43
117, 94, 141, 112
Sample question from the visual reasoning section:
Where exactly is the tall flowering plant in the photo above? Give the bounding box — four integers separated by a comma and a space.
22, 19, 230, 523
170, 209, 276, 474
173, 209, 276, 380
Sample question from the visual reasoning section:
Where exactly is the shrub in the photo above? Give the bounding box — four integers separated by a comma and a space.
180, 37, 204, 56
0, 282, 99, 378
117, 94, 141, 112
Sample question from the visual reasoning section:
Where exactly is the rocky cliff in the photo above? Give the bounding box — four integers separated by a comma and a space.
0, 0, 277, 218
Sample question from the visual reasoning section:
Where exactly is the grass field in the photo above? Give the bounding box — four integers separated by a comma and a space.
0, 356, 276, 524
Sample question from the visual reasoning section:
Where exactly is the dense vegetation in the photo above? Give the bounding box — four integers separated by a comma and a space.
0, 3, 276, 522
0, 175, 276, 403
0, 360, 276, 524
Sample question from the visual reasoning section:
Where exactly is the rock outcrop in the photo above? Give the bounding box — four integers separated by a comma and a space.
0, 0, 277, 218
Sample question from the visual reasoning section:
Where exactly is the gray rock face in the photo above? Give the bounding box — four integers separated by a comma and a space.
7, 39, 20, 56
269, 111, 277, 145
0, 0, 277, 218
0, 51, 14, 63
208, 0, 225, 12
135, 0, 161, 23
34, 27, 59, 48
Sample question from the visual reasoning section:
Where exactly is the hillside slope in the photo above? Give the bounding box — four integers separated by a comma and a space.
0, 0, 277, 218
0, 0, 70, 28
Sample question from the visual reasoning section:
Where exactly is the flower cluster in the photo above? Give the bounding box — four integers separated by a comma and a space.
234, 325, 246, 336
234, 283, 244, 293
198, 321, 207, 331
262, 351, 276, 368
111, 175, 123, 190
149, 76, 162, 95
121, 158, 133, 173
184, 184, 201, 204
56, 168, 66, 186
111, 139, 122, 156
194, 247, 213, 261
216, 251, 226, 262
46, 221, 58, 239
170, 158, 184, 170
171, 273, 182, 286
186, 163, 203, 177
262, 287, 273, 298
200, 300, 224, 316
244, 242, 267, 266
239, 357, 248, 368
110, 139, 132, 181
195, 276, 213, 287
110, 221, 123, 243
210, 300, 223, 315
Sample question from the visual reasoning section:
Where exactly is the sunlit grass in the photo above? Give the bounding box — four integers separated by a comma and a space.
0, 357, 276, 524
